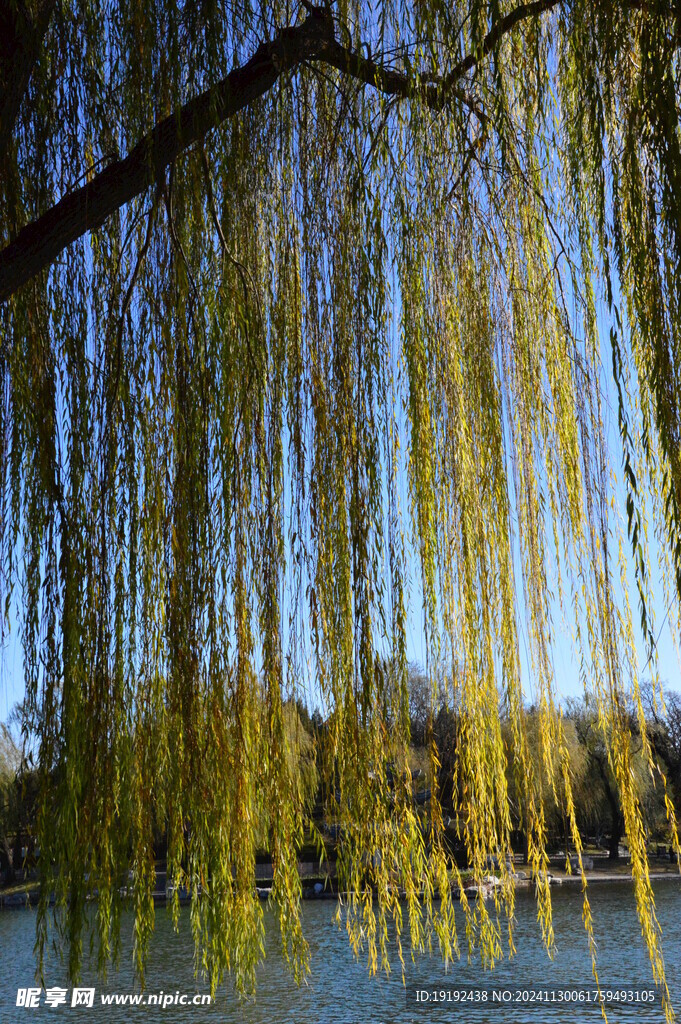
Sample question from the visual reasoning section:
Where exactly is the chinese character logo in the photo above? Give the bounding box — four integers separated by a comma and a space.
45, 987, 68, 1008
16, 987, 41, 1008
71, 987, 95, 1007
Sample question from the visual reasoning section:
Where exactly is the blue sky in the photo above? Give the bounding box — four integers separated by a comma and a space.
1, 325, 679, 727
2, 50, 680, 727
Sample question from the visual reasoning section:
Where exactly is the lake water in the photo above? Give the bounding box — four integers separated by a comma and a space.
2, 880, 681, 1022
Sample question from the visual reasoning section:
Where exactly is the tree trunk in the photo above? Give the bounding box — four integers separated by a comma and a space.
608, 811, 624, 860
2, 839, 15, 884
12, 829, 22, 879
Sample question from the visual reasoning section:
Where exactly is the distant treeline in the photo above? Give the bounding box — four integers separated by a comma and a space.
3, 675, 681, 883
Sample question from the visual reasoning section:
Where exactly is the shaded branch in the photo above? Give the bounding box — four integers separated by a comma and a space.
0, 0, 674, 302
446, 0, 560, 81
0, 10, 336, 302
0, 0, 56, 155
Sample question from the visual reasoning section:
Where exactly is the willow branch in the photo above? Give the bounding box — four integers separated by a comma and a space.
0, 0, 672, 302
0, 11, 335, 302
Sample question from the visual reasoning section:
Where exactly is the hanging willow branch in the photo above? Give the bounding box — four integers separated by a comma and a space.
0, 5, 484, 300
2, 0, 679, 303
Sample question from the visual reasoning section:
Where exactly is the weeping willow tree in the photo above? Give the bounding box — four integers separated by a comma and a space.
1, 0, 681, 1014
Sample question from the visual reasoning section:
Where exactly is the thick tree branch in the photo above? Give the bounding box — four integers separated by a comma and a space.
0, 11, 338, 302
0, 0, 56, 155
0, 0, 671, 303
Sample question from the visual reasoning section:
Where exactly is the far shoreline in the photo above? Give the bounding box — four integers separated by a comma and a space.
2, 859, 680, 910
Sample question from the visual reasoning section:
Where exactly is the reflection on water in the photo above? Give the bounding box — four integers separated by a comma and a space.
2, 880, 680, 1022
